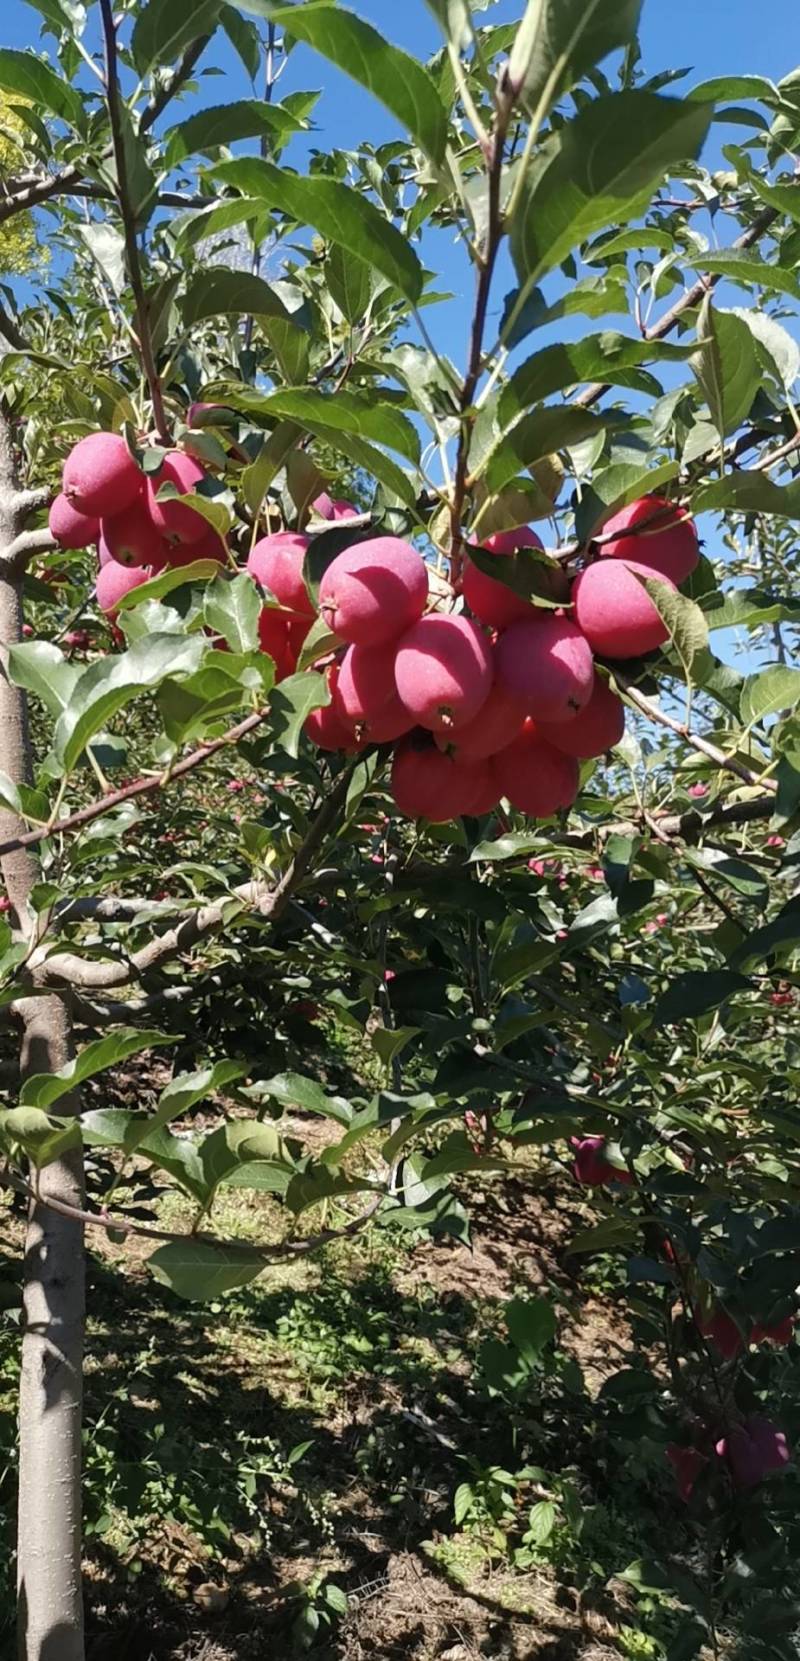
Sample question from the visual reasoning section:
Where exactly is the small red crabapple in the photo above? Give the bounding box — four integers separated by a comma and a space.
688, 782, 708, 798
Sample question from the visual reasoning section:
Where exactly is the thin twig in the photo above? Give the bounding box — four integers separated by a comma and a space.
449, 91, 515, 581
0, 1161, 388, 1261
616, 674, 777, 792
0, 707, 273, 860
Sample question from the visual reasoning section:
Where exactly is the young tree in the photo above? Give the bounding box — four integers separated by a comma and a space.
0, 2, 799, 1657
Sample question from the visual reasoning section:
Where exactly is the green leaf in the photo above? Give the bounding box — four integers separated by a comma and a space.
640, 579, 709, 677
54, 635, 206, 771
268, 670, 330, 759
506, 1296, 557, 1362
247, 1071, 352, 1125
470, 832, 544, 862
651, 971, 751, 1024
690, 299, 763, 439
204, 572, 261, 653
464, 540, 568, 607
508, 0, 642, 115
241, 386, 421, 467
371, 1026, 421, 1067
77, 223, 127, 296
165, 97, 307, 167
730, 309, 800, 391
220, 4, 261, 79
266, 4, 448, 164
242, 422, 302, 515
211, 157, 424, 301
740, 666, 800, 725
326, 242, 373, 326
687, 252, 800, 300
148, 1239, 265, 1301
566, 1216, 638, 1255
222, 389, 418, 506
0, 46, 84, 127
124, 1061, 248, 1159
181, 267, 305, 330
8, 640, 78, 715
481, 407, 609, 494
510, 92, 712, 291
525, 1499, 557, 1548
693, 474, 800, 520
0, 1106, 81, 1168
131, 0, 219, 73
114, 559, 222, 609
501, 334, 694, 418
687, 75, 777, 103
731, 899, 800, 970
20, 1030, 171, 1110
574, 459, 680, 542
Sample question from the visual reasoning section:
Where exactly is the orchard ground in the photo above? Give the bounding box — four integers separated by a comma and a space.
0, 1088, 698, 1661
1, 1038, 797, 1661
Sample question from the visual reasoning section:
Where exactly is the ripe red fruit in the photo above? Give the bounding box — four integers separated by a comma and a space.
312, 493, 358, 521
305, 666, 358, 752
258, 610, 302, 681
600, 495, 699, 584
101, 498, 167, 568
716, 1418, 790, 1488
445, 676, 527, 761
336, 642, 397, 723
333, 647, 410, 741
571, 1135, 633, 1187
319, 537, 428, 645
539, 677, 625, 759
146, 451, 208, 544
496, 613, 594, 723
95, 560, 151, 616
492, 723, 579, 817
666, 1445, 708, 1504
247, 531, 313, 620
48, 493, 99, 550
394, 614, 493, 733
752, 1316, 795, 1346
391, 736, 489, 821
63, 432, 142, 517
572, 558, 674, 659
699, 1308, 745, 1361
463, 525, 544, 630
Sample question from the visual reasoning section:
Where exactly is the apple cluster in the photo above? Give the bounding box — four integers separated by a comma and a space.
49, 434, 698, 826
296, 492, 698, 822
49, 431, 227, 616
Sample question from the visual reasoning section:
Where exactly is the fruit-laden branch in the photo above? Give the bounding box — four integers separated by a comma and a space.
99, 0, 170, 445
28, 761, 356, 991
615, 674, 778, 790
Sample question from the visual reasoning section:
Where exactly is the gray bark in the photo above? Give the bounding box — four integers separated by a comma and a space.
0, 408, 86, 1661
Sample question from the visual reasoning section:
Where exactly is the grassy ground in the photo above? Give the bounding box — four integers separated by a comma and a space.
0, 1154, 692, 1661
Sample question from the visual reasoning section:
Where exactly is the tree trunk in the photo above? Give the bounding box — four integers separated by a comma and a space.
0, 456, 86, 1659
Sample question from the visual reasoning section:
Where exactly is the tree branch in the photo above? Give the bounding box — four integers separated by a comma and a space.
0, 706, 272, 861
615, 674, 778, 791
3, 527, 58, 575
138, 33, 214, 136
32, 760, 357, 990
99, 0, 170, 443
449, 89, 515, 580
0, 1160, 388, 1261
575, 204, 782, 410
